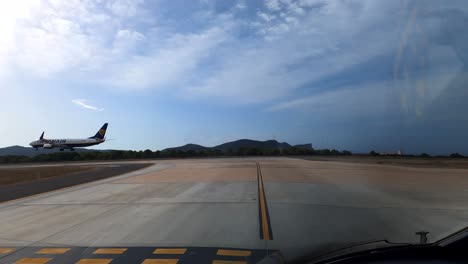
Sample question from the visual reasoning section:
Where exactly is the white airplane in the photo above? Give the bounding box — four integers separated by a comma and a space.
29, 123, 108, 151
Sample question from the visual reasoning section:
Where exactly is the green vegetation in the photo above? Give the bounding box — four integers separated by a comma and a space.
0, 147, 353, 164
450, 153, 465, 158
1, 148, 466, 165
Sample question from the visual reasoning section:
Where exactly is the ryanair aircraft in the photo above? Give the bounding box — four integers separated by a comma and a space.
30, 123, 108, 151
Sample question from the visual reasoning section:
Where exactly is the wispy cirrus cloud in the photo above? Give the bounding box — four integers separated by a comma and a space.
72, 99, 104, 112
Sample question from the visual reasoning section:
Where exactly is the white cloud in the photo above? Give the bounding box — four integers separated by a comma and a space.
0, 0, 150, 79
106, 0, 143, 17
103, 26, 230, 89
188, 0, 400, 103
265, 0, 281, 11
15, 18, 96, 77
0, 0, 397, 97
72, 99, 104, 112
267, 82, 394, 115
185, 0, 468, 110
257, 11, 276, 22
0, 1, 112, 78
1, 0, 466, 112
235, 0, 246, 10
267, 68, 460, 119
0, 0, 234, 92
298, 0, 325, 8
288, 3, 305, 15
188, 47, 317, 103
112, 29, 146, 54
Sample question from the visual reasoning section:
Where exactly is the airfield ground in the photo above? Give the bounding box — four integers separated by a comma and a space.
0, 163, 151, 203
0, 157, 467, 263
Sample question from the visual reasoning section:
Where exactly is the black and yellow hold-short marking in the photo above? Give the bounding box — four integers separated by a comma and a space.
153, 248, 187, 254
142, 259, 179, 264
256, 162, 273, 240
93, 248, 127, 254
75, 259, 113, 264
216, 249, 251, 257
0, 248, 16, 254
36, 248, 70, 254
15, 258, 52, 264
212, 260, 247, 264
1, 246, 273, 263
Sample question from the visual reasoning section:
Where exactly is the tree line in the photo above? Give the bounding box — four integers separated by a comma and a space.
369, 151, 465, 158
0, 147, 353, 164
1, 148, 465, 164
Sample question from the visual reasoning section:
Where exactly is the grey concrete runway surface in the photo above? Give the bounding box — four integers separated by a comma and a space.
1, 157, 468, 263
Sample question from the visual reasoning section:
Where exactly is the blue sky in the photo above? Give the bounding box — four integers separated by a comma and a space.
1, 0, 468, 154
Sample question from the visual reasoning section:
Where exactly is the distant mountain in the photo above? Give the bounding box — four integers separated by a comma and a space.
213, 139, 291, 152
162, 139, 311, 153
163, 144, 208, 152
1, 139, 313, 156
0, 145, 99, 157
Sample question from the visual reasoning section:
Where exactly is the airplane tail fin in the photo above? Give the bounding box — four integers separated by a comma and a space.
90, 123, 108, 139
40, 132, 44, 140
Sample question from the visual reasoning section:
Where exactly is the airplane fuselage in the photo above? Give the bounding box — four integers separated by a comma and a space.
30, 123, 108, 151
30, 138, 105, 149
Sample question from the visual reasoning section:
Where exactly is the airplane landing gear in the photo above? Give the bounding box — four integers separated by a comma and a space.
70, 148, 75, 151
60, 148, 64, 151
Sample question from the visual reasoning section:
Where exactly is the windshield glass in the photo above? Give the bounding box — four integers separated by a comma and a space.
1, 0, 468, 263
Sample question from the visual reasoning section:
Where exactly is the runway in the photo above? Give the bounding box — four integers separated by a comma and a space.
0, 157, 467, 263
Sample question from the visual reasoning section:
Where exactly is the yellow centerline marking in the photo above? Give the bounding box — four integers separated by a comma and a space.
257, 162, 271, 240
212, 261, 247, 264
216, 249, 251, 257
15, 258, 52, 264
93, 248, 127, 254
75, 259, 113, 264
36, 248, 70, 254
142, 259, 179, 264
0, 248, 16, 254
153, 248, 187, 254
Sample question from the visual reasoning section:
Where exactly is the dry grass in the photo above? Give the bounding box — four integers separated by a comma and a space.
0, 166, 95, 186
